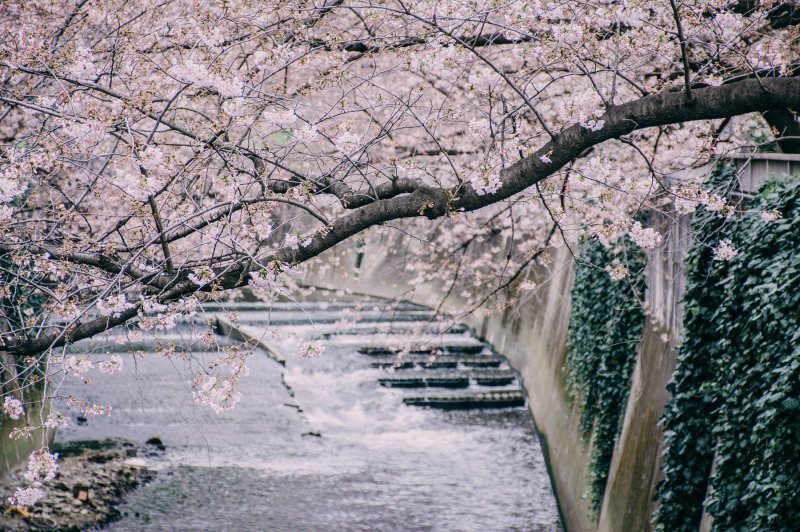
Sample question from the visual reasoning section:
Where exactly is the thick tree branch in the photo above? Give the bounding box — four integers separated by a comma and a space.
3, 76, 798, 357
3, 307, 139, 357
0, 243, 167, 287
462, 76, 799, 209
275, 77, 800, 267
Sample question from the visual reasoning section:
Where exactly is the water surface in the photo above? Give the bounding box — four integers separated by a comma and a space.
56, 299, 561, 531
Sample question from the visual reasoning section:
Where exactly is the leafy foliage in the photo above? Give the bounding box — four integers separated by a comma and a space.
655, 167, 800, 530
565, 235, 646, 512
706, 177, 800, 529
654, 162, 739, 531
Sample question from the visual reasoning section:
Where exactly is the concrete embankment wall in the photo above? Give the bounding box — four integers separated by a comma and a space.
305, 213, 689, 532
474, 212, 689, 532
306, 155, 800, 531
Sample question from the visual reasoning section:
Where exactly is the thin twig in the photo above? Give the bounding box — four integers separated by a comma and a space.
669, 0, 694, 102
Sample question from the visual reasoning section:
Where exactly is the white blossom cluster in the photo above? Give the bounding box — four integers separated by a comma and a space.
712, 239, 738, 261
44, 412, 70, 429
62, 355, 94, 377
628, 222, 663, 250
8, 486, 45, 507
606, 264, 631, 281
98, 355, 124, 375
192, 374, 242, 414
96, 294, 134, 317
24, 449, 58, 483
300, 340, 325, 359
580, 110, 606, 132
66, 396, 112, 417
7, 449, 59, 508
3, 396, 24, 420
471, 164, 503, 196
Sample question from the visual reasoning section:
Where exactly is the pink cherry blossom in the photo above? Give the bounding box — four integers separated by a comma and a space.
3, 396, 24, 420
712, 239, 738, 261
300, 340, 325, 359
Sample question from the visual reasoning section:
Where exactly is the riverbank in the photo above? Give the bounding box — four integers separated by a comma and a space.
0, 439, 157, 531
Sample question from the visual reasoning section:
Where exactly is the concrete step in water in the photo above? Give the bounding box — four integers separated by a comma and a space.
371, 354, 505, 369
67, 331, 237, 353
403, 391, 525, 409
359, 342, 484, 355
200, 300, 428, 313
207, 309, 439, 326
333, 333, 478, 348
383, 375, 470, 388
316, 322, 469, 337
379, 370, 516, 388
209, 316, 466, 340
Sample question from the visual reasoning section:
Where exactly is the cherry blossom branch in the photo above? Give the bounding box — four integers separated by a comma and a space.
190, 77, 800, 296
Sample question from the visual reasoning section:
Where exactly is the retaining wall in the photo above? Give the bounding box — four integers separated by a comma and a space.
306, 231, 677, 531
305, 156, 797, 531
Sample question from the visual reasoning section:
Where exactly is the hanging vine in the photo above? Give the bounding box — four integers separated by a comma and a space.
565, 233, 646, 512
653, 162, 739, 531
655, 167, 800, 530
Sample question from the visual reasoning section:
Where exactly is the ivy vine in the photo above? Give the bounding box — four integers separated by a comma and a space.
655, 166, 800, 530
565, 233, 646, 512
654, 162, 738, 531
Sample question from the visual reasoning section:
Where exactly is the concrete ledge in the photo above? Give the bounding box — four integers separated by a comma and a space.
214, 316, 286, 366
403, 390, 525, 409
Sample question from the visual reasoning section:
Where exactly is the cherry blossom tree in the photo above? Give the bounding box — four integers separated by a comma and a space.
0, 0, 797, 506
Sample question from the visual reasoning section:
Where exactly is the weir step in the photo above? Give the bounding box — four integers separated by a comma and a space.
317, 323, 469, 337
359, 343, 484, 355
213, 319, 467, 339
383, 376, 470, 388
379, 371, 516, 388
201, 300, 427, 313
371, 354, 504, 369
209, 310, 439, 325
403, 391, 525, 409
67, 332, 238, 353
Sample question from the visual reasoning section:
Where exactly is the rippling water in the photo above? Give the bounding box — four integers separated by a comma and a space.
55, 300, 561, 531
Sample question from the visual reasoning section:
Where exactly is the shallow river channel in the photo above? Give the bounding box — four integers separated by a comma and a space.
56, 295, 562, 531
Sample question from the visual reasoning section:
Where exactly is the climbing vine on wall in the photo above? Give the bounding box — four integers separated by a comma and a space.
655, 167, 800, 530
653, 162, 738, 531
565, 233, 646, 512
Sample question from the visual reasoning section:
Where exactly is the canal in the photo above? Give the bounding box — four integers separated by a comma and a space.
56, 295, 561, 531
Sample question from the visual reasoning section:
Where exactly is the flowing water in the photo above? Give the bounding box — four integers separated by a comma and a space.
55, 296, 562, 531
